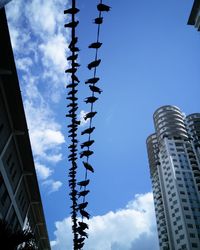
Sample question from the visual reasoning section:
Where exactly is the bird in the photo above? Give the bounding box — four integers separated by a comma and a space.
68, 37, 78, 49
84, 96, 98, 104
70, 47, 80, 52
81, 140, 95, 148
65, 68, 77, 74
68, 153, 77, 158
67, 102, 78, 108
72, 62, 80, 68
89, 85, 102, 94
68, 132, 77, 137
71, 139, 79, 143
79, 209, 90, 220
72, 119, 81, 125
94, 17, 103, 24
80, 150, 94, 158
88, 42, 102, 49
78, 202, 88, 210
68, 128, 77, 133
85, 77, 100, 84
88, 59, 101, 70
67, 54, 78, 61
76, 242, 84, 249
84, 111, 97, 120
66, 83, 78, 88
69, 190, 78, 196
71, 74, 80, 83
82, 161, 94, 173
69, 107, 78, 113
78, 190, 90, 197
77, 227, 88, 238
64, 7, 80, 14
97, 3, 111, 12
64, 20, 79, 28
81, 127, 95, 135
68, 89, 77, 96
66, 96, 78, 101
78, 221, 89, 230
66, 113, 76, 118
77, 179, 90, 187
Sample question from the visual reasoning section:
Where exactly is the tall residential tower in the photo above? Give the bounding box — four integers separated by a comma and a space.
147, 105, 200, 250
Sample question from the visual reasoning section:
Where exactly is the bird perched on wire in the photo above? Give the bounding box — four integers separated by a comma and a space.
80, 150, 94, 158
67, 54, 78, 61
97, 3, 111, 12
81, 126, 95, 135
88, 59, 101, 70
94, 17, 103, 24
78, 202, 88, 210
89, 85, 102, 94
78, 221, 89, 230
64, 20, 79, 28
77, 227, 88, 237
64, 7, 80, 14
84, 96, 98, 104
88, 42, 102, 49
67, 83, 78, 88
85, 77, 100, 84
72, 62, 80, 68
77, 179, 90, 187
69, 107, 78, 113
66, 96, 78, 101
79, 210, 90, 220
82, 161, 94, 173
81, 140, 95, 148
70, 47, 80, 52
65, 68, 77, 74
84, 111, 97, 120
78, 190, 90, 197
68, 89, 78, 96
68, 37, 78, 49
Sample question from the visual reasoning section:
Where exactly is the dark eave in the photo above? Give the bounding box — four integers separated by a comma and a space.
188, 0, 200, 25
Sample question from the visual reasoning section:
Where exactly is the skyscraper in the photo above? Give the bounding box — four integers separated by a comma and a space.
147, 105, 200, 250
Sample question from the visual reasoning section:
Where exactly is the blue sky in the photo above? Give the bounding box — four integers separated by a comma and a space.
6, 0, 200, 249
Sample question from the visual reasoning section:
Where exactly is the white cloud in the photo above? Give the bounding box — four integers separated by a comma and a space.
35, 162, 53, 180
16, 57, 33, 72
43, 179, 63, 194
51, 193, 159, 250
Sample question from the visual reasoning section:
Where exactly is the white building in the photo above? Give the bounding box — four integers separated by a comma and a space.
147, 105, 200, 250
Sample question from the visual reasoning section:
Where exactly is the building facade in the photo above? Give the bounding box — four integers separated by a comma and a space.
0, 7, 50, 250
147, 105, 200, 250
188, 0, 200, 31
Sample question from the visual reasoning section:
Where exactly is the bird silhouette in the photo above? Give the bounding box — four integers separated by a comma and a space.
88, 42, 102, 49
70, 47, 80, 52
72, 119, 81, 125
69, 107, 78, 113
66, 96, 78, 101
64, 7, 80, 14
79, 209, 90, 220
82, 161, 94, 173
71, 139, 79, 143
76, 237, 85, 244
67, 54, 78, 61
76, 242, 84, 249
78, 221, 89, 230
89, 85, 102, 94
80, 150, 94, 158
97, 3, 111, 12
81, 127, 95, 135
81, 140, 95, 148
69, 37, 78, 49
94, 17, 103, 24
77, 179, 90, 187
84, 96, 98, 104
68, 132, 77, 138
67, 83, 78, 88
85, 77, 100, 84
84, 111, 97, 120
78, 202, 88, 210
77, 227, 88, 238
64, 20, 79, 28
67, 102, 78, 108
69, 190, 78, 196
88, 59, 101, 70
65, 68, 77, 74
78, 190, 90, 197
68, 153, 77, 158
72, 62, 81, 68
66, 113, 76, 118
68, 89, 78, 96
68, 128, 77, 133
71, 75, 80, 83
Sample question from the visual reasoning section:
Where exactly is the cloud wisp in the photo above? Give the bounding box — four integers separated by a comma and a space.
51, 192, 159, 250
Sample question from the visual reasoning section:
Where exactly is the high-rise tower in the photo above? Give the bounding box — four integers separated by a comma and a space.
147, 105, 200, 250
